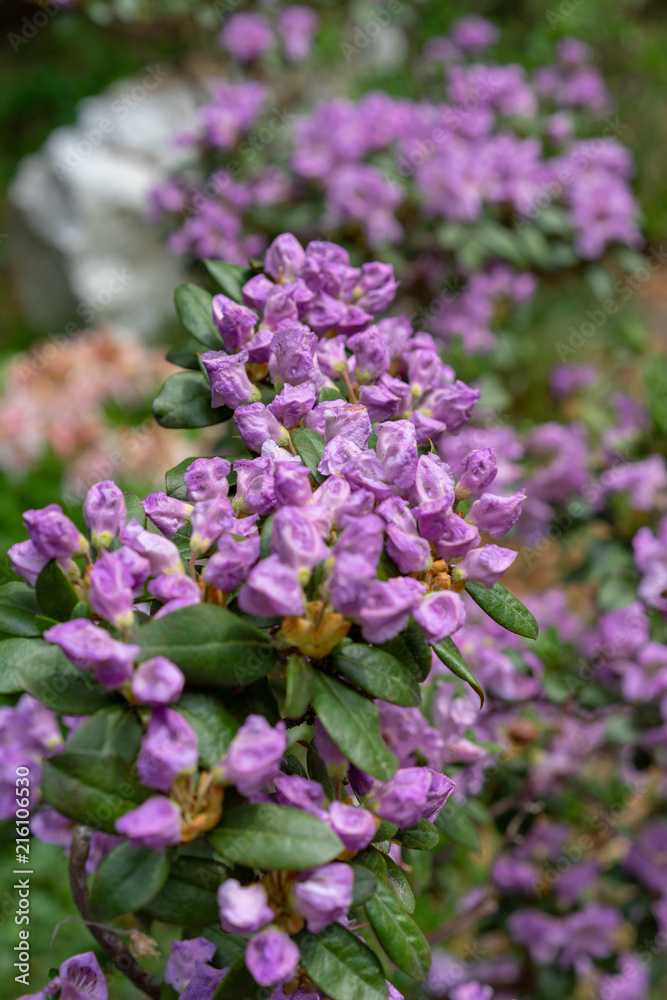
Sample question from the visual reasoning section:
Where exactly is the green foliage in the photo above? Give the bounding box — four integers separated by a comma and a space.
465, 582, 539, 640
209, 803, 344, 870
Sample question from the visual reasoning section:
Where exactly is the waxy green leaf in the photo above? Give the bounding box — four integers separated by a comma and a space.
89, 841, 171, 920
296, 924, 387, 1000
35, 560, 79, 622
203, 260, 253, 303
41, 751, 149, 834
379, 617, 432, 682
365, 877, 432, 979
174, 283, 221, 349
208, 803, 343, 871
465, 581, 538, 640
4, 638, 116, 713
153, 371, 231, 430
433, 637, 485, 707
283, 653, 315, 719
330, 642, 421, 707
291, 427, 326, 483
176, 692, 239, 769
143, 857, 226, 925
0, 582, 41, 638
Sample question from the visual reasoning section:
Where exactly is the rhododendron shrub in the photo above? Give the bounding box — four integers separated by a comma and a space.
3, 237, 536, 1000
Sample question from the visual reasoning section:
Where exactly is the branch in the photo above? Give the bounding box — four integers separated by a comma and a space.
427, 894, 498, 945
68, 826, 161, 1000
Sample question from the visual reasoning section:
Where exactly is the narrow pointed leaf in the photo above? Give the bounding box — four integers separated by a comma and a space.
35, 560, 79, 622
203, 260, 253, 303
330, 642, 421, 706
283, 653, 315, 719
89, 841, 171, 920
465, 581, 538, 640
433, 637, 485, 707
365, 878, 431, 980
153, 371, 231, 429
296, 924, 387, 1000
5, 638, 116, 713
291, 427, 325, 483
208, 803, 343, 871
0, 582, 41, 637
174, 283, 221, 348
41, 751, 149, 834
379, 617, 432, 682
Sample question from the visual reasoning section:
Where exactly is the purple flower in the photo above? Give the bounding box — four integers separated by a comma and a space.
217, 878, 274, 934
202, 350, 261, 409
220, 12, 273, 62
456, 449, 498, 500
245, 927, 299, 987
88, 551, 136, 629
354, 262, 399, 314
8, 540, 49, 587
115, 796, 182, 850
203, 533, 260, 593
234, 402, 289, 455
314, 717, 348, 781
414, 591, 466, 643
238, 555, 305, 618
165, 938, 216, 992
274, 462, 313, 507
83, 481, 126, 549
319, 438, 362, 476
137, 708, 199, 793
304, 293, 346, 335
454, 544, 517, 587
148, 573, 202, 618
234, 457, 276, 517
323, 402, 372, 449
264, 233, 305, 279
356, 577, 426, 644
217, 715, 287, 796
183, 457, 231, 502
268, 321, 318, 388
190, 495, 235, 556
23, 503, 88, 560
468, 490, 526, 537
274, 775, 327, 816
44, 620, 139, 690
278, 6, 319, 63
268, 382, 317, 429
412, 499, 454, 543
375, 420, 418, 489
211, 293, 257, 351
347, 326, 390, 384
130, 657, 185, 706
38, 951, 108, 1000
142, 492, 193, 539
422, 770, 455, 822
328, 801, 376, 852
432, 512, 480, 560
292, 862, 354, 933
368, 767, 432, 828
121, 520, 183, 575
180, 962, 226, 1000
270, 506, 328, 579
411, 453, 455, 505
243, 274, 274, 311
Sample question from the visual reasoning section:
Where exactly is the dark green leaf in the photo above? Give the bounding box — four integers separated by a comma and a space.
204, 260, 252, 303
41, 751, 149, 834
0, 637, 26, 693
89, 841, 171, 920
166, 339, 202, 371
260, 512, 275, 560
0, 582, 41, 637
208, 803, 343, 871
34, 615, 58, 633
176, 692, 239, 769
124, 492, 146, 527
35, 560, 79, 622
283, 653, 315, 719
330, 643, 421, 707
66, 705, 142, 761
70, 601, 92, 620
136, 604, 278, 688
385, 855, 415, 913
165, 456, 201, 501
319, 385, 343, 402
282, 753, 307, 779
291, 427, 325, 483
143, 857, 226, 925
351, 864, 378, 906
365, 878, 431, 979
379, 617, 432, 682
312, 673, 398, 781
433, 637, 485, 707
8, 638, 116, 714
296, 924, 387, 1000
160, 985, 180, 1000
465, 581, 538, 640
645, 357, 667, 435
153, 372, 231, 430
373, 820, 398, 844
174, 283, 221, 349
307, 743, 335, 801
211, 956, 266, 1000
396, 819, 439, 851
354, 847, 388, 880
184, 925, 245, 967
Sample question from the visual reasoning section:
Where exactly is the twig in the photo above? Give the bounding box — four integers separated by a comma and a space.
427, 895, 498, 945
68, 826, 161, 1000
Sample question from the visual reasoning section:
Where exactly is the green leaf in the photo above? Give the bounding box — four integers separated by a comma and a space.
211, 956, 266, 1000
136, 604, 278, 688
89, 841, 171, 920
351, 864, 378, 906
176, 692, 239, 769
465, 581, 538, 640
319, 385, 343, 402
365, 877, 431, 979
435, 798, 481, 853
66, 705, 142, 761
379, 617, 432, 682
143, 857, 226, 925
174, 283, 221, 349
165, 339, 202, 371
124, 491, 146, 528
208, 803, 344, 871
385, 855, 415, 913
330, 642, 421, 707
203, 260, 252, 303
312, 673, 398, 781
161, 985, 180, 1000
153, 372, 231, 430
0, 582, 41, 637
0, 637, 26, 693
165, 456, 201, 501
473, 221, 526, 268
70, 601, 92, 620
35, 560, 79, 622
396, 819, 440, 851
433, 637, 485, 707
260, 512, 275, 560
41, 751, 149, 834
296, 924, 388, 1000
291, 427, 325, 483
6, 638, 116, 713
307, 743, 335, 801
183, 925, 245, 967
283, 653, 315, 719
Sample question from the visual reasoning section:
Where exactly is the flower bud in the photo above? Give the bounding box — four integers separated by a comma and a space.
274, 462, 313, 507
88, 551, 136, 629
201, 349, 261, 409
274, 775, 327, 816
190, 495, 235, 556
414, 591, 466, 644
131, 657, 185, 706
468, 489, 526, 537
148, 573, 202, 618
83, 481, 126, 549
271, 506, 328, 579
233, 457, 276, 516
453, 544, 517, 587
368, 767, 432, 828
23, 503, 88, 560
212, 293, 257, 352
268, 382, 317, 429
356, 577, 426, 645
203, 533, 260, 593
347, 326, 391, 384
183, 457, 231, 502
268, 321, 318, 387
304, 293, 346, 335
433, 511, 480, 561
411, 453, 455, 506
354, 261, 398, 314
44, 620, 139, 690
245, 927, 299, 988
217, 715, 287, 796
323, 401, 372, 449
234, 402, 290, 455
422, 770, 455, 822
238, 555, 305, 619
115, 796, 182, 851
217, 879, 274, 935
328, 801, 376, 852
429, 380, 480, 431
121, 520, 183, 575
375, 420, 418, 489
264, 232, 305, 280
292, 863, 354, 933
455, 449, 498, 501
142, 492, 193, 539
8, 540, 49, 588
165, 938, 216, 993
137, 707, 198, 793
242, 273, 274, 311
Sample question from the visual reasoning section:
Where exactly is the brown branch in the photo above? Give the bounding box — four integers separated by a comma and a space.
68, 826, 161, 1000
